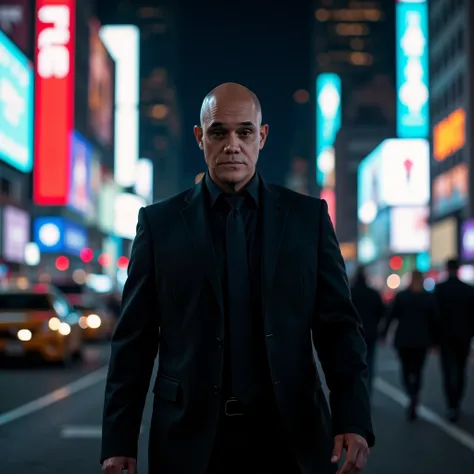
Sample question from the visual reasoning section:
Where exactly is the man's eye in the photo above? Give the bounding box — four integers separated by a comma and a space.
239, 130, 252, 136
211, 131, 224, 137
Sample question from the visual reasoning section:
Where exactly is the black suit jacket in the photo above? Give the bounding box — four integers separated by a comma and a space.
101, 178, 374, 474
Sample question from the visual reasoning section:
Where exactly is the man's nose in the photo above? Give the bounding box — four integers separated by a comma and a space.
224, 134, 240, 153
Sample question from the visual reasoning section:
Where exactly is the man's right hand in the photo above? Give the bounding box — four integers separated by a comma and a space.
102, 457, 137, 474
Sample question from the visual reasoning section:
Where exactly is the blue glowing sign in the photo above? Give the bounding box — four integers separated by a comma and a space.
0, 30, 33, 172
396, 1, 429, 138
316, 73, 341, 185
34, 217, 88, 256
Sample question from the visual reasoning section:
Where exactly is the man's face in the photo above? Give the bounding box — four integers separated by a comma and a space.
194, 97, 268, 190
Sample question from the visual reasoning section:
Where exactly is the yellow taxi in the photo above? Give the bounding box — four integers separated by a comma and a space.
0, 283, 84, 365
74, 302, 116, 341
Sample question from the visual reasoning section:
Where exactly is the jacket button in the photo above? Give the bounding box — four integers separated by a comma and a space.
213, 385, 220, 394
216, 337, 223, 348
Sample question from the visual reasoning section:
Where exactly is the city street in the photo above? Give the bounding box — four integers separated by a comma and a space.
0, 344, 473, 474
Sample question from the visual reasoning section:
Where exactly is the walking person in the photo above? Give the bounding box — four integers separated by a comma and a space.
382, 270, 439, 421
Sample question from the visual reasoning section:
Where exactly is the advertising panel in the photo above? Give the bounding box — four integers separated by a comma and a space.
396, 0, 429, 138
2, 205, 29, 263
358, 208, 391, 265
85, 150, 101, 224
432, 163, 468, 218
34, 216, 87, 256
100, 25, 139, 188
433, 108, 465, 162
114, 193, 146, 240
460, 219, 474, 261
88, 17, 114, 148
0, 29, 33, 172
390, 206, 429, 254
0, 0, 31, 55
358, 138, 430, 214
98, 171, 118, 233
430, 217, 457, 268
69, 131, 91, 215
134, 158, 153, 204
34, 0, 76, 205
316, 73, 341, 186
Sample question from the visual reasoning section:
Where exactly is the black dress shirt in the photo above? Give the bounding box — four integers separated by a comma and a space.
204, 172, 273, 401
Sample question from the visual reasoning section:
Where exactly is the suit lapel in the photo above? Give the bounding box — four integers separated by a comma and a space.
261, 180, 290, 310
180, 182, 224, 315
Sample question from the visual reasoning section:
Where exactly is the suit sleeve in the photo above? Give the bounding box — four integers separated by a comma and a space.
312, 200, 375, 446
101, 207, 160, 462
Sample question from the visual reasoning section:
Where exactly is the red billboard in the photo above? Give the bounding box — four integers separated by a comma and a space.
33, 0, 75, 205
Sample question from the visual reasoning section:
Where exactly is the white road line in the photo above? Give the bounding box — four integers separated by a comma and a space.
61, 425, 102, 438
0, 366, 108, 428
374, 376, 474, 452
60, 424, 145, 439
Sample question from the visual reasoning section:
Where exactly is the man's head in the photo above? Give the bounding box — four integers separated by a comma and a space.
194, 82, 269, 192
446, 258, 459, 276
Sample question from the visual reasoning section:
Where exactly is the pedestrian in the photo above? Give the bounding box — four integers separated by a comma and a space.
100, 82, 374, 474
350, 266, 386, 396
434, 258, 474, 422
382, 270, 439, 421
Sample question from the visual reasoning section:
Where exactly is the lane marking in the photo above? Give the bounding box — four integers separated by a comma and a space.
0, 366, 107, 428
374, 376, 474, 452
60, 424, 144, 439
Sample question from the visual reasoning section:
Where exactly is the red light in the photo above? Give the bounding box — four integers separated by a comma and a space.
80, 248, 94, 263
389, 256, 403, 270
55, 256, 69, 271
98, 253, 112, 267
34, 0, 76, 205
117, 256, 129, 269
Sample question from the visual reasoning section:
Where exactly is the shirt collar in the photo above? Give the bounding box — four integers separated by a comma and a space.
204, 171, 260, 208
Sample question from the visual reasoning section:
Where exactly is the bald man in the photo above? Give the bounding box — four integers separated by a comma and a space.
101, 83, 374, 474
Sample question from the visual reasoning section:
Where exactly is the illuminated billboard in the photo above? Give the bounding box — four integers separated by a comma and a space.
396, 1, 429, 138
69, 131, 92, 215
114, 193, 146, 240
89, 18, 114, 148
0, 30, 33, 172
432, 163, 468, 218
316, 73, 341, 186
358, 138, 430, 220
100, 25, 139, 188
34, 0, 76, 205
433, 108, 465, 162
34, 216, 87, 256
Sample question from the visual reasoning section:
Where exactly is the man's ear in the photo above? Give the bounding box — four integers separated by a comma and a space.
193, 125, 204, 149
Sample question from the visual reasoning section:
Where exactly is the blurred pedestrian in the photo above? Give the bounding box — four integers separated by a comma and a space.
100, 82, 373, 474
351, 266, 385, 396
434, 258, 474, 422
382, 270, 439, 421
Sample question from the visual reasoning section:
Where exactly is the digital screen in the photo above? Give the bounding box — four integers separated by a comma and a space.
34, 216, 88, 256
432, 163, 468, 218
100, 25, 139, 188
460, 218, 474, 261
396, 0, 429, 138
2, 205, 30, 263
358, 138, 430, 215
316, 73, 341, 186
390, 206, 429, 253
0, 29, 33, 172
114, 193, 146, 240
358, 208, 390, 265
34, 0, 76, 205
433, 108, 465, 162
69, 131, 92, 215
88, 17, 114, 148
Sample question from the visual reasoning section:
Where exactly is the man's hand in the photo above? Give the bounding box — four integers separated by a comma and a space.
331, 433, 369, 473
102, 456, 137, 474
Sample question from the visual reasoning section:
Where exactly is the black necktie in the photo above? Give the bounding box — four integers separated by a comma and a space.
224, 195, 256, 403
